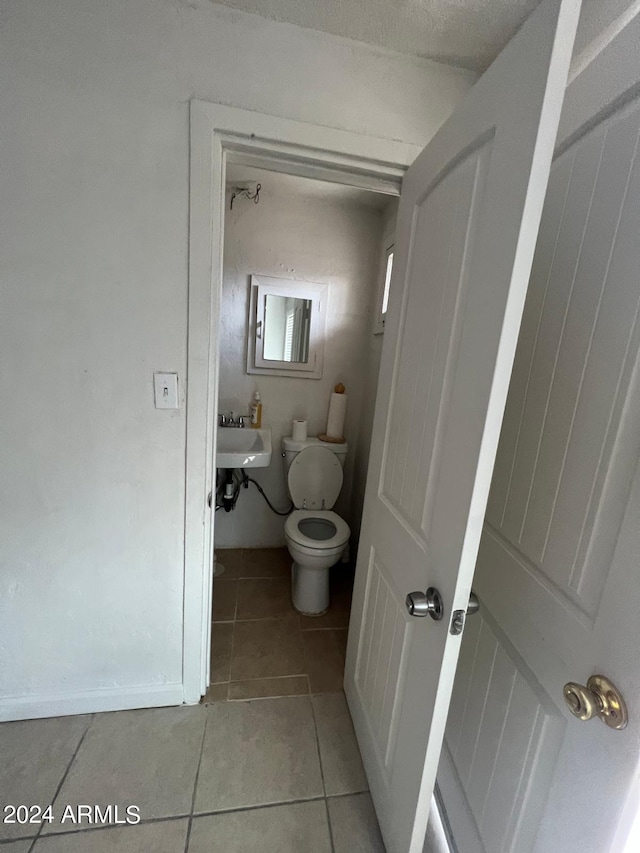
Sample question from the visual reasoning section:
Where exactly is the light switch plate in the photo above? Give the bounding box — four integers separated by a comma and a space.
154, 372, 179, 409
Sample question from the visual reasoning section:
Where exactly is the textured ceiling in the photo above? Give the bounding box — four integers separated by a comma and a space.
210, 0, 543, 71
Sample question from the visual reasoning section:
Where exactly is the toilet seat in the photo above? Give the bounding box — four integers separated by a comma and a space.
285, 510, 350, 550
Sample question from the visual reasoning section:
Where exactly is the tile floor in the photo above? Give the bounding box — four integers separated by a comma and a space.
205, 548, 352, 702
0, 695, 384, 852
0, 547, 450, 852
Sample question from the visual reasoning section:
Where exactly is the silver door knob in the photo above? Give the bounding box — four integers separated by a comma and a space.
467, 591, 480, 615
405, 587, 443, 620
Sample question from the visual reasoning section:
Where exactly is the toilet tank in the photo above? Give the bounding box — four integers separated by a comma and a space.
282, 436, 348, 475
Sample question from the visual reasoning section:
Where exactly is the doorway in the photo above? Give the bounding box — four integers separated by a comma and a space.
184, 100, 414, 706
184, 109, 454, 845
207, 163, 397, 700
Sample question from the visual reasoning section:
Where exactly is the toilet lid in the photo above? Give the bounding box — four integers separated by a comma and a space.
287, 446, 343, 509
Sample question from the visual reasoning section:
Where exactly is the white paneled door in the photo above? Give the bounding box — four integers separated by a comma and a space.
439, 11, 640, 853
344, 1, 581, 851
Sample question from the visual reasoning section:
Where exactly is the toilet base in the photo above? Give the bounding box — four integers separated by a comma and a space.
291, 562, 330, 616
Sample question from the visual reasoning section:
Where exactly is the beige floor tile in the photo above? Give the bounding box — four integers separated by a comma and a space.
230, 616, 304, 681
299, 609, 351, 630
210, 621, 234, 684
0, 842, 34, 851
236, 578, 293, 620
312, 693, 367, 795
228, 675, 309, 701
43, 706, 205, 833
212, 578, 238, 622
302, 630, 346, 693
194, 697, 323, 812
241, 548, 290, 578
327, 793, 386, 853
334, 628, 348, 660
214, 549, 243, 578
189, 801, 331, 853
202, 682, 228, 703
0, 714, 90, 840
34, 819, 188, 852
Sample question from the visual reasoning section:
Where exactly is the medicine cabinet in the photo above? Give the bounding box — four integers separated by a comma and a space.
246, 275, 327, 379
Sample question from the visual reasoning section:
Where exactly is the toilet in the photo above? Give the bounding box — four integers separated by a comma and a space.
282, 437, 350, 616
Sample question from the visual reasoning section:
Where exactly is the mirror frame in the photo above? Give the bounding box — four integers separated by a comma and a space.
246, 275, 327, 378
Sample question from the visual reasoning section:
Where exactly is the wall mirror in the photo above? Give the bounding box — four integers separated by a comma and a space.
247, 275, 327, 378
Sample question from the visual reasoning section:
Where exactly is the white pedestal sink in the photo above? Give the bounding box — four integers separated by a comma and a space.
216, 428, 272, 469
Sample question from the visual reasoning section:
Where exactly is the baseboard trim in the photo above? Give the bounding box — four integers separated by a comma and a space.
0, 683, 184, 722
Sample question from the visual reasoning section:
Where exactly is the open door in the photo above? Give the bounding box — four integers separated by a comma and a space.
439, 9, 640, 851
344, 1, 581, 851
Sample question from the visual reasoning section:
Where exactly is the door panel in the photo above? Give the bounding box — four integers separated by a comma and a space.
344, 1, 581, 850
382, 142, 491, 538
355, 548, 411, 771
441, 610, 565, 853
441, 15, 640, 852
488, 98, 640, 615
358, 146, 492, 774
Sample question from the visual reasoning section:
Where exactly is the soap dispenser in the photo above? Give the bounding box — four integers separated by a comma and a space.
250, 390, 263, 428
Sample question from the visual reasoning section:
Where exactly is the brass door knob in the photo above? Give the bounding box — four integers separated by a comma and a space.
563, 675, 628, 730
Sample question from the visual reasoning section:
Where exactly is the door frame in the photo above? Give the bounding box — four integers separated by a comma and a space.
183, 100, 421, 703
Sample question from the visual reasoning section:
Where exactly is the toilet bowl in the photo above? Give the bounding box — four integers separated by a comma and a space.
285, 509, 349, 615
282, 439, 350, 615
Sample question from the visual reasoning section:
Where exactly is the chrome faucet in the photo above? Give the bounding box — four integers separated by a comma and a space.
219, 412, 251, 428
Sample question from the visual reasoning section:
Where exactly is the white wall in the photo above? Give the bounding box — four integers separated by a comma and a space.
216, 180, 384, 547
0, 0, 475, 717
350, 200, 399, 544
